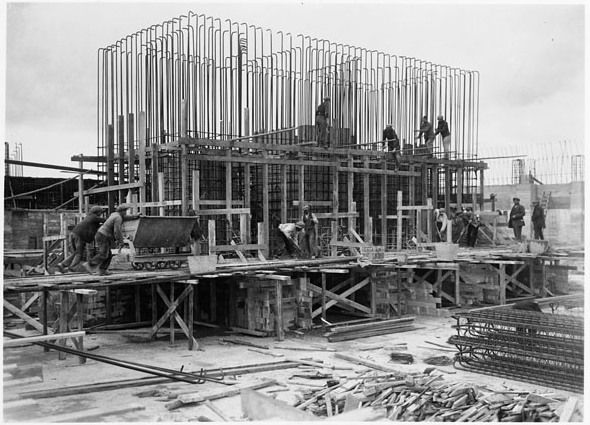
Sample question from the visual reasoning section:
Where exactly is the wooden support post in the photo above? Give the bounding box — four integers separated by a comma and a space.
58, 291, 69, 360
455, 268, 461, 306
370, 274, 377, 316
363, 158, 371, 243
127, 113, 135, 184
457, 167, 463, 209
188, 284, 195, 350
117, 115, 125, 203
332, 166, 339, 257
138, 111, 147, 215
479, 168, 485, 211
275, 280, 284, 341
209, 281, 217, 322
321, 273, 327, 323
347, 157, 354, 236
42, 289, 49, 352
280, 164, 288, 224
151, 145, 159, 216
244, 164, 251, 242
181, 145, 188, 215
226, 149, 232, 229
257, 223, 266, 261
76, 293, 86, 364
421, 164, 428, 205
158, 172, 165, 217
170, 282, 175, 346
396, 190, 403, 250
135, 285, 141, 323
151, 283, 157, 338
444, 166, 451, 212
262, 156, 269, 258
78, 158, 84, 214
192, 170, 200, 211
426, 198, 433, 242
107, 124, 115, 212
408, 164, 416, 244
240, 213, 249, 246
499, 264, 507, 305
381, 160, 387, 248
208, 220, 216, 254
432, 165, 438, 209
417, 209, 422, 242
298, 165, 305, 218
105, 287, 112, 324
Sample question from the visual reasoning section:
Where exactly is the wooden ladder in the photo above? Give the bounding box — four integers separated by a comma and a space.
540, 191, 551, 216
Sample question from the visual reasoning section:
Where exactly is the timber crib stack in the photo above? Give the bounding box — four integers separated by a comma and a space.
295, 370, 582, 421
325, 316, 416, 342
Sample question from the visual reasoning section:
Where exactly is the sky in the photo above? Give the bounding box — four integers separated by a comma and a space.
1, 0, 587, 177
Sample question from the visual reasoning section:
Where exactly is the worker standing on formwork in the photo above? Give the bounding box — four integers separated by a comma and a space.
434, 115, 451, 159
383, 124, 401, 165
301, 205, 319, 259
56, 206, 106, 273
531, 200, 545, 240
433, 208, 448, 242
508, 197, 526, 241
83, 204, 140, 275
415, 116, 435, 157
315, 97, 330, 148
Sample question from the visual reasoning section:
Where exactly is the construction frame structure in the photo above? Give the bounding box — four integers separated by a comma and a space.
80, 11, 486, 257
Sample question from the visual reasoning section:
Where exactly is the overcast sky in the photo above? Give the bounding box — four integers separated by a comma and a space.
1, 1, 587, 177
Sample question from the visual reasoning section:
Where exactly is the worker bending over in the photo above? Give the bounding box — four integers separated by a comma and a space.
83, 204, 140, 275
56, 205, 106, 273
278, 221, 305, 259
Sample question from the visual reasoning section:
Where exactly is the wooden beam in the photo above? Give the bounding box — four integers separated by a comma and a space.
381, 160, 387, 248
281, 164, 288, 224
138, 111, 147, 214
75, 182, 143, 197
311, 277, 370, 318
107, 124, 115, 211
3, 331, 85, 347
298, 165, 305, 218
3, 300, 43, 332
209, 244, 266, 252
363, 158, 371, 243
262, 154, 269, 258
195, 208, 250, 216
338, 166, 419, 177
396, 190, 403, 250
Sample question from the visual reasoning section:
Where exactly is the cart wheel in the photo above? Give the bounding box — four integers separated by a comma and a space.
169, 261, 180, 270
145, 262, 155, 271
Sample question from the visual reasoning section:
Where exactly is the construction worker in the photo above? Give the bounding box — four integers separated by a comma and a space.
278, 221, 305, 258
434, 115, 451, 159
56, 206, 106, 273
508, 197, 526, 241
83, 204, 140, 275
465, 208, 480, 247
315, 97, 330, 148
301, 205, 319, 259
531, 200, 545, 240
383, 124, 401, 164
415, 116, 435, 156
433, 208, 448, 242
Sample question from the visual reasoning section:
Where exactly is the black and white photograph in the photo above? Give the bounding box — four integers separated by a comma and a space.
2, 0, 586, 422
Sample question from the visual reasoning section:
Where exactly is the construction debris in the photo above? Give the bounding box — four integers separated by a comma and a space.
389, 352, 415, 364
450, 307, 584, 392
423, 355, 454, 366
294, 369, 581, 421
325, 316, 417, 342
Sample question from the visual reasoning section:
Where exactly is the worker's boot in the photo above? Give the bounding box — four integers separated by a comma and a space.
55, 263, 66, 274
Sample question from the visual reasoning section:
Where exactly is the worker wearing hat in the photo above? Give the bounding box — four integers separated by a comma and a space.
434, 115, 451, 159
56, 205, 106, 273
531, 200, 545, 240
383, 124, 401, 164
83, 204, 140, 275
415, 116, 434, 157
278, 221, 306, 258
508, 197, 526, 241
301, 205, 319, 258
315, 96, 330, 148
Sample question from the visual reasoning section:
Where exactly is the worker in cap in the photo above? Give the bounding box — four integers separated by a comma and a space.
278, 221, 306, 259
531, 200, 545, 240
83, 204, 141, 275
301, 204, 319, 259
315, 96, 331, 148
383, 124, 401, 165
56, 206, 107, 273
415, 116, 434, 157
434, 115, 451, 159
508, 197, 526, 241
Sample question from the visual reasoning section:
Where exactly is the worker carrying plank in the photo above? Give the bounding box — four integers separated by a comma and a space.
278, 221, 305, 259
82, 204, 140, 275
56, 205, 106, 273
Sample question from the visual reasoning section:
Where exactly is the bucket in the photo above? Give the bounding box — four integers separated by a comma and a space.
188, 254, 217, 274
434, 243, 459, 261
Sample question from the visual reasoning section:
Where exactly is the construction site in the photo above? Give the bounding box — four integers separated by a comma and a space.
3, 7, 585, 423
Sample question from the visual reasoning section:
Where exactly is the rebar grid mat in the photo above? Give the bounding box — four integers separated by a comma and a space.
450, 307, 584, 392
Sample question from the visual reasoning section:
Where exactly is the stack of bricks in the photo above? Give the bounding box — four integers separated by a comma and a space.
405, 280, 450, 318
370, 268, 404, 317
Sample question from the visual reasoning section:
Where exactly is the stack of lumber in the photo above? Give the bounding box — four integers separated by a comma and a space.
295, 369, 583, 421
325, 316, 416, 342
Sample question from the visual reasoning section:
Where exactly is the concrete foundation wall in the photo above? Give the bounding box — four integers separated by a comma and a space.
484, 182, 584, 247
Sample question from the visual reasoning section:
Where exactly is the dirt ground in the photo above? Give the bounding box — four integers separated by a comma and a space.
3, 312, 583, 422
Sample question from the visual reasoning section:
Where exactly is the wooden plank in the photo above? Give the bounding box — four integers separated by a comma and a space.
262, 155, 269, 258
396, 190, 403, 250
35, 403, 145, 422
315, 212, 359, 219
338, 166, 419, 177
197, 208, 250, 216
310, 278, 371, 318
3, 300, 43, 332
74, 182, 142, 197
558, 397, 578, 422
3, 331, 85, 347
275, 280, 284, 341
333, 353, 399, 373
209, 243, 265, 252
280, 164, 288, 224
127, 200, 182, 208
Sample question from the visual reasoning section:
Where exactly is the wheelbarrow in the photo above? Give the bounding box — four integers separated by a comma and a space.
121, 216, 198, 270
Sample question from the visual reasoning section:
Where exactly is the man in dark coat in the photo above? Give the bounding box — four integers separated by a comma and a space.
531, 200, 545, 240
434, 115, 451, 158
56, 206, 106, 273
83, 204, 140, 275
383, 124, 401, 164
415, 116, 434, 156
301, 205, 319, 259
315, 97, 330, 148
508, 197, 526, 241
